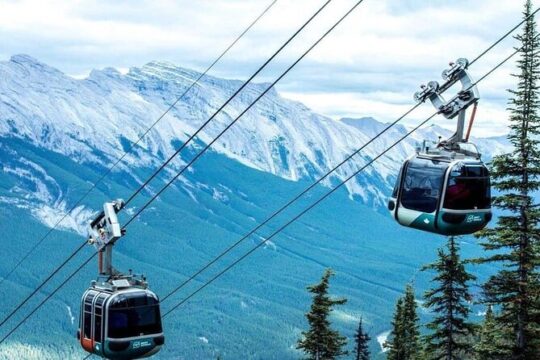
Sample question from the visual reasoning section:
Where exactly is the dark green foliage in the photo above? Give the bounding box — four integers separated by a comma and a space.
297, 269, 348, 360
403, 285, 421, 359
385, 284, 420, 360
474, 1, 540, 358
474, 306, 511, 360
422, 236, 476, 360
386, 298, 405, 360
354, 317, 370, 360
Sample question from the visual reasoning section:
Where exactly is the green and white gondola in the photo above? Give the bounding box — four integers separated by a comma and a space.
388, 152, 491, 236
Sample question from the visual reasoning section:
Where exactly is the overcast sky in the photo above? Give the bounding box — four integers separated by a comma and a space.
1, 0, 539, 137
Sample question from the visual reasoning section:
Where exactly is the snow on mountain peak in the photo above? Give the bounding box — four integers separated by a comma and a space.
132, 60, 202, 83
10, 54, 44, 67
8, 54, 64, 77
0, 55, 511, 208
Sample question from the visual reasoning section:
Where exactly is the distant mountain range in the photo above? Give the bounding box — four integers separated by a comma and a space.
0, 55, 509, 359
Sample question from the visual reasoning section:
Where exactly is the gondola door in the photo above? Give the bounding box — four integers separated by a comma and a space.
80, 290, 97, 353
80, 290, 109, 355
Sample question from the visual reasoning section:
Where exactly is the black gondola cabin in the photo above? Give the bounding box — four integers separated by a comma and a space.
78, 279, 164, 359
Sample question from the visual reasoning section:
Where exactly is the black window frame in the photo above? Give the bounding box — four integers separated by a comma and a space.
443, 164, 491, 210
83, 312, 92, 339
399, 158, 447, 213
94, 314, 102, 342
82, 293, 95, 340
392, 165, 404, 198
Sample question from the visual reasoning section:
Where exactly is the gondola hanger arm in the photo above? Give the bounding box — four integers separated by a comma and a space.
87, 199, 125, 276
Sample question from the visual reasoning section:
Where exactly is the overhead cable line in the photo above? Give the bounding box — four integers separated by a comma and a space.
0, 0, 279, 289
0, 0, 336, 340
161, 45, 522, 316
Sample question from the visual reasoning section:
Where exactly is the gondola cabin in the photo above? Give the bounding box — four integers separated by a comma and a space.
388, 151, 492, 236
78, 279, 164, 359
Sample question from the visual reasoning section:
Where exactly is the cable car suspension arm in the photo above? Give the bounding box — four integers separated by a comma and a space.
414, 58, 481, 155
87, 200, 125, 277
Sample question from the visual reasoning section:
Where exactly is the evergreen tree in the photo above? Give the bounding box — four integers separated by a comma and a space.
474, 1, 540, 358
354, 317, 370, 360
386, 297, 405, 360
297, 268, 348, 360
474, 306, 511, 360
422, 236, 476, 360
385, 284, 420, 360
402, 284, 421, 359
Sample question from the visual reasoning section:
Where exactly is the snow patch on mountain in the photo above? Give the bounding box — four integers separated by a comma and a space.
66, 305, 75, 325
332, 310, 360, 324
0, 147, 94, 234
31, 203, 94, 236
0, 195, 93, 236
263, 240, 277, 251
377, 330, 390, 353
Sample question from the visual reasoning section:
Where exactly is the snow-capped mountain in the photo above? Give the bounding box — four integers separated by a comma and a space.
0, 55, 510, 215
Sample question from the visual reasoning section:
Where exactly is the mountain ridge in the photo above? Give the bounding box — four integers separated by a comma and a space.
0, 54, 511, 220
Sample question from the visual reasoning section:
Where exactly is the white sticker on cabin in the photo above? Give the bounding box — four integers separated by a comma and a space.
133, 340, 152, 349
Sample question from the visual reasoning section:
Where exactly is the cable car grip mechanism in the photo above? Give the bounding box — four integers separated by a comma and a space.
87, 199, 127, 278
414, 58, 481, 158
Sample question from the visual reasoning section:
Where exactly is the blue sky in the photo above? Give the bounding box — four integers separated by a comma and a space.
1, 0, 538, 136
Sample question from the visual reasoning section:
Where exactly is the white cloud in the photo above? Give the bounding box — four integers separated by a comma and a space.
0, 0, 538, 137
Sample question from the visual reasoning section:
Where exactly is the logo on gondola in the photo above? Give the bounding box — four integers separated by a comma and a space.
133, 340, 152, 349
466, 214, 482, 223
